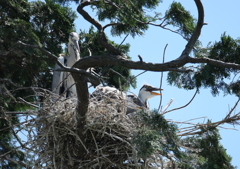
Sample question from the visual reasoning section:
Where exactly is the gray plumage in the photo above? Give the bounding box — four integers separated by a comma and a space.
126, 84, 162, 114
52, 32, 80, 97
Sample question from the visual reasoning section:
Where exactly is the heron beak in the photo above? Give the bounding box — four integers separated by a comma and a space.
74, 40, 80, 52
148, 87, 163, 96
151, 92, 161, 95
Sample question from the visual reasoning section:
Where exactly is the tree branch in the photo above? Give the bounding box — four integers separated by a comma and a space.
71, 73, 89, 157
18, 41, 100, 86
1, 155, 30, 169
17, 41, 64, 68
164, 88, 198, 114
188, 56, 240, 69
74, 54, 192, 72
56, 68, 100, 87
179, 0, 204, 59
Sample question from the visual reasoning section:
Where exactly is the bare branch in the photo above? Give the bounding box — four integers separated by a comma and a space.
17, 41, 64, 68
224, 98, 240, 119
0, 118, 35, 132
188, 56, 240, 70
158, 44, 168, 112
179, 0, 205, 59
77, 1, 102, 30
103, 23, 123, 30
56, 67, 100, 87
18, 97, 40, 109
1, 156, 30, 169
164, 88, 198, 114
5, 111, 30, 114
74, 54, 192, 72
0, 78, 21, 87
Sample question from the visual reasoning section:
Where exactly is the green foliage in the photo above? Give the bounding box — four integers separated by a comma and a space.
30, 0, 77, 53
133, 110, 184, 160
197, 33, 240, 96
0, 0, 77, 90
94, 0, 160, 37
53, 0, 79, 5
167, 33, 240, 96
132, 112, 236, 168
79, 26, 137, 90
183, 121, 236, 169
165, 2, 196, 39
0, 0, 76, 167
167, 71, 195, 90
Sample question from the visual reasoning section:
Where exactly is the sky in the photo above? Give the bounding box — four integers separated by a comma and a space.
68, 1, 240, 167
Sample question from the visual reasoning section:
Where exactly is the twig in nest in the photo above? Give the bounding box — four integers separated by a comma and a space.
18, 97, 40, 109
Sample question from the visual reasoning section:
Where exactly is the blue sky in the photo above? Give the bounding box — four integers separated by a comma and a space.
70, 1, 240, 167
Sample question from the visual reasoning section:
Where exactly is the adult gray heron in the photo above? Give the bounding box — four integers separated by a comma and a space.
52, 32, 80, 97
91, 84, 162, 114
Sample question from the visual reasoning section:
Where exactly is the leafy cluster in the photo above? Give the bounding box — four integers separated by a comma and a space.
94, 0, 160, 37
0, 0, 76, 167
132, 111, 236, 168
168, 33, 240, 96
165, 2, 196, 39
182, 122, 236, 169
133, 110, 184, 161
79, 26, 137, 90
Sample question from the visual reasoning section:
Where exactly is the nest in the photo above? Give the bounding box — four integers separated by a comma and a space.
24, 90, 145, 169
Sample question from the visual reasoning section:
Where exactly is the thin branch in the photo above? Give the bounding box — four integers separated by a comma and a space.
224, 98, 240, 120
188, 56, 240, 70
117, 33, 129, 49
103, 23, 123, 30
0, 78, 21, 87
0, 118, 35, 132
17, 41, 63, 67
135, 19, 188, 40
161, 99, 174, 114
158, 44, 168, 112
1, 156, 30, 169
1, 84, 16, 101
18, 41, 100, 86
164, 88, 198, 114
18, 97, 40, 109
5, 111, 30, 114
109, 68, 131, 88
56, 67, 100, 87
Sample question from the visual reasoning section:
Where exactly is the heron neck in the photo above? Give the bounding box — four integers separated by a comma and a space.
68, 43, 80, 62
138, 94, 149, 108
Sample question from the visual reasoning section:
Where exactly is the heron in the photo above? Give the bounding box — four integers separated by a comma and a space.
126, 84, 162, 114
91, 84, 162, 114
52, 32, 80, 97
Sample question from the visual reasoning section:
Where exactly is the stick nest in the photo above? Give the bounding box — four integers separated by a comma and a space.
25, 91, 145, 169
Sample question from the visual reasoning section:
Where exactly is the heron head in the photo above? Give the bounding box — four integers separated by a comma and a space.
69, 32, 80, 52
139, 84, 162, 100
